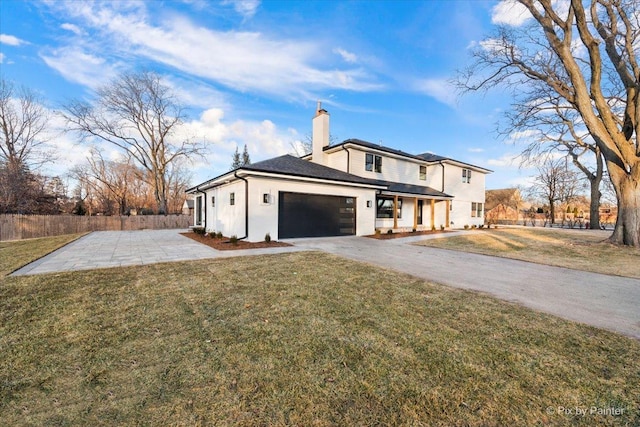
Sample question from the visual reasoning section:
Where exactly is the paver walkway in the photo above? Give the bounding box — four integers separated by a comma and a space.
11, 229, 303, 276
288, 235, 640, 340
11, 229, 640, 339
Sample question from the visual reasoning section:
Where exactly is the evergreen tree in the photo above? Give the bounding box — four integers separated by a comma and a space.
241, 144, 251, 166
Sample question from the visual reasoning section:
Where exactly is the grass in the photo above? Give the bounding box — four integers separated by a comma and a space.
416, 227, 640, 279
0, 234, 84, 276
1, 237, 639, 425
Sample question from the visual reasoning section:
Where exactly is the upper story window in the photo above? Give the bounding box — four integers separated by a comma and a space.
366, 153, 382, 173
230, 192, 235, 205
419, 165, 427, 181
462, 168, 472, 184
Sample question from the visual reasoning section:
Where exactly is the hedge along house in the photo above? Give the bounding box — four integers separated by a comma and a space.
187, 104, 491, 241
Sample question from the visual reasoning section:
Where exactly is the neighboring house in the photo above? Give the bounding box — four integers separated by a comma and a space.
187, 105, 491, 241
182, 198, 194, 217
485, 188, 524, 224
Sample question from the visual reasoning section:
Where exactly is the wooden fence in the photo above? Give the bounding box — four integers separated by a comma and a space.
0, 214, 193, 241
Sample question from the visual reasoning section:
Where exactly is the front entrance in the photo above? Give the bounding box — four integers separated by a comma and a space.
417, 199, 423, 225
278, 192, 356, 238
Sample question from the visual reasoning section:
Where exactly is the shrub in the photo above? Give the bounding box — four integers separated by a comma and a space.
479, 224, 484, 229
387, 229, 393, 235
412, 228, 417, 233
431, 226, 436, 232
464, 225, 470, 230
440, 224, 445, 231
375, 229, 381, 235
229, 235, 238, 245
265, 233, 271, 243
192, 227, 206, 235
216, 231, 223, 239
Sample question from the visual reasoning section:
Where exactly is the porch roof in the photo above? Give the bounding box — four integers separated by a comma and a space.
376, 180, 452, 199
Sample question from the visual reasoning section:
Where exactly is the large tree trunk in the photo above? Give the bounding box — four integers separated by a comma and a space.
588, 176, 601, 230
608, 168, 640, 246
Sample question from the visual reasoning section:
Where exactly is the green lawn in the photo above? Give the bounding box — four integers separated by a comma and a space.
416, 227, 640, 278
1, 237, 638, 426
0, 234, 84, 276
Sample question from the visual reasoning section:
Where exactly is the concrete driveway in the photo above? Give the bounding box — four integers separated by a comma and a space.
11, 230, 640, 339
288, 235, 640, 340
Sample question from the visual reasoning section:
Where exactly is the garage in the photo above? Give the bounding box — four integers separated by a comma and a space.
278, 192, 356, 238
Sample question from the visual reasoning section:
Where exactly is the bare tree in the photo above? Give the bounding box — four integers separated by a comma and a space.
531, 157, 583, 225
507, 92, 604, 229
166, 158, 192, 214
289, 133, 337, 157
458, 0, 640, 246
0, 78, 52, 213
63, 71, 203, 214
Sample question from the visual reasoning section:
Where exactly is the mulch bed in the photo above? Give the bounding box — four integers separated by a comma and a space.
181, 232, 292, 250
366, 229, 454, 240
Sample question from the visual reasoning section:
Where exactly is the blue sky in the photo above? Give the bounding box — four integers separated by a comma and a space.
0, 0, 535, 189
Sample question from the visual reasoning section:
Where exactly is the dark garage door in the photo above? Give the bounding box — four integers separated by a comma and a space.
278, 192, 356, 238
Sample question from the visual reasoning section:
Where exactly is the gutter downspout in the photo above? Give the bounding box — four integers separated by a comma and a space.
341, 144, 350, 173
196, 187, 207, 229
234, 171, 249, 240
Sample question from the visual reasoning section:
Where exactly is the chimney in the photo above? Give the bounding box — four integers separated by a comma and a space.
311, 101, 329, 165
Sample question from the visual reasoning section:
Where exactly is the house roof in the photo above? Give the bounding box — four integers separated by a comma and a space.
187, 154, 451, 198
187, 154, 386, 192
242, 155, 385, 186
324, 138, 492, 173
377, 181, 451, 198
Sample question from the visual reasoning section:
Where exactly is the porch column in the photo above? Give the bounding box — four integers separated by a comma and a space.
430, 199, 435, 229
413, 197, 418, 230
446, 200, 450, 228
393, 195, 399, 229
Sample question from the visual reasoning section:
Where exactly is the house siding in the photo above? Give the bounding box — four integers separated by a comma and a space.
198, 176, 378, 241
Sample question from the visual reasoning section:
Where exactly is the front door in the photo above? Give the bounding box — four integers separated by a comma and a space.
417, 200, 423, 225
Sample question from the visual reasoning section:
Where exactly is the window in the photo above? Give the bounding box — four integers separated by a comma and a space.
376, 197, 402, 219
263, 193, 270, 204
196, 196, 203, 225
419, 165, 427, 181
471, 202, 483, 218
230, 192, 235, 205
365, 153, 382, 173
462, 168, 472, 183
211, 196, 215, 207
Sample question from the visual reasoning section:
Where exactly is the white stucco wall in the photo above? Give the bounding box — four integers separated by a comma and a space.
329, 146, 487, 229
246, 177, 378, 241
199, 175, 379, 242
441, 165, 486, 228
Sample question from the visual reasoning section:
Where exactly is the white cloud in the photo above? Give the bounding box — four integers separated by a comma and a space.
413, 78, 456, 107
60, 23, 84, 35
0, 34, 26, 46
334, 48, 358, 64
173, 108, 294, 183
222, 0, 260, 18
487, 153, 522, 168
40, 47, 120, 89
0, 53, 4, 64
468, 147, 484, 153
491, 0, 532, 26
43, 2, 381, 98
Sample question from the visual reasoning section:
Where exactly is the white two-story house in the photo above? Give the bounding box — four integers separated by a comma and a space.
187, 105, 491, 241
